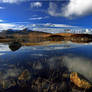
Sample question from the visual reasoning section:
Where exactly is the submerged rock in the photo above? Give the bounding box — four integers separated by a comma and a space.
0, 79, 16, 89
18, 69, 31, 81
70, 72, 92, 89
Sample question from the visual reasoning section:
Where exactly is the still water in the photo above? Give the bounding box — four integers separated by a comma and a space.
0, 42, 92, 91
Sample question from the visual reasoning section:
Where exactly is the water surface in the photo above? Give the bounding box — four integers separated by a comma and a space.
0, 42, 92, 91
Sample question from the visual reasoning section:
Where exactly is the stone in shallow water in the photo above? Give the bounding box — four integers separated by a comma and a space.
9, 41, 21, 51
0, 79, 16, 89
70, 72, 92, 89
18, 69, 31, 81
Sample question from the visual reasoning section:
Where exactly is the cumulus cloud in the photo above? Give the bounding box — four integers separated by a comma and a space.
41, 54, 92, 82
63, 0, 92, 17
48, 2, 61, 16
31, 2, 42, 8
48, 0, 92, 18
62, 55, 92, 82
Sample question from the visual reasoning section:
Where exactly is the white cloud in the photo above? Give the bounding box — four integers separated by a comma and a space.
63, 0, 92, 17
0, 0, 29, 3
0, 22, 77, 33
0, 23, 15, 30
48, 2, 60, 16
0, 20, 4, 22
0, 23, 28, 30
29, 16, 49, 20
31, 2, 42, 8
32, 28, 74, 33
30, 17, 43, 20
45, 23, 76, 28
62, 55, 92, 82
48, 1, 92, 18
0, 6, 4, 9
31, 23, 76, 28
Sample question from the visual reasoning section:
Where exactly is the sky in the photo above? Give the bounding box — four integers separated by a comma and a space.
0, 0, 92, 31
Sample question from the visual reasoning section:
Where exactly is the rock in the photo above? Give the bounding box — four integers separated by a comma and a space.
17, 80, 28, 88
46, 35, 64, 41
58, 81, 71, 92
18, 69, 31, 81
0, 79, 16, 89
71, 88, 84, 92
9, 41, 21, 51
62, 72, 70, 79
70, 72, 92, 89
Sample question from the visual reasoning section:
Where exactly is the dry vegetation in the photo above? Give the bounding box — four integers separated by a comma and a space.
0, 30, 92, 45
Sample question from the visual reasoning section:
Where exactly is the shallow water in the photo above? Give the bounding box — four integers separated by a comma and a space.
0, 42, 92, 91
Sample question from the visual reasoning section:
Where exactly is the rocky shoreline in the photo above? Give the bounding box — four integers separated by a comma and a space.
0, 68, 91, 92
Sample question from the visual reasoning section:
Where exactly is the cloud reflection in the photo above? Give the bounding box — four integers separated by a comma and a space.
62, 55, 92, 82
0, 44, 10, 56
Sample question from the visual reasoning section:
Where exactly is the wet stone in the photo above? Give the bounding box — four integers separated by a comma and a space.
17, 80, 29, 88
57, 81, 71, 92
71, 88, 85, 92
18, 69, 31, 81
70, 72, 92, 89
0, 79, 16, 89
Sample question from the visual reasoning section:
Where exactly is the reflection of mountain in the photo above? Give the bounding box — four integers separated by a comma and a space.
46, 35, 64, 41
67, 34, 92, 43
54, 33, 92, 43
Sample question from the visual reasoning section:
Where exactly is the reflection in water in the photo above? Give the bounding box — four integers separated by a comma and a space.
47, 55, 92, 82
0, 42, 92, 91
62, 55, 92, 82
9, 42, 22, 51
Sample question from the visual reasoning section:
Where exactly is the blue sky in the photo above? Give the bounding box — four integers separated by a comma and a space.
0, 0, 92, 31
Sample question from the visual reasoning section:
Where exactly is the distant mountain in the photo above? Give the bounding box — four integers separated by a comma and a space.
3, 28, 32, 34
1, 28, 51, 35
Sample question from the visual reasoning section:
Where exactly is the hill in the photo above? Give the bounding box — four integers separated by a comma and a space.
0, 29, 92, 43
